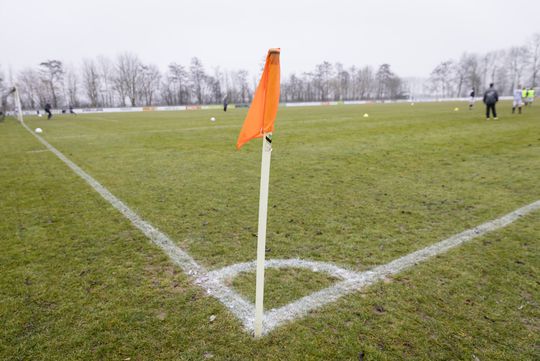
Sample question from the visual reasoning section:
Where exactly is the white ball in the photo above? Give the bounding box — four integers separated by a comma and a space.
363, 113, 369, 118
38, 114, 43, 117
35, 128, 43, 133
210, 117, 216, 122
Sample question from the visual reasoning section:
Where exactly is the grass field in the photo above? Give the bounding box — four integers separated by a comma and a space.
1, 101, 539, 360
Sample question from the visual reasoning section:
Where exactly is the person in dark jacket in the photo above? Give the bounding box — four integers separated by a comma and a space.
44, 103, 53, 119
483, 83, 499, 120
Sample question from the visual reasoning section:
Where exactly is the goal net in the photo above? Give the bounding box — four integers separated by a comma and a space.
0, 86, 23, 122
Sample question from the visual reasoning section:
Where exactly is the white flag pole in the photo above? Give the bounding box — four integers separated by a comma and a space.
254, 132, 272, 338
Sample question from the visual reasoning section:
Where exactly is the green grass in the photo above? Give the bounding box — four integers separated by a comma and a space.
1, 101, 539, 360
230, 268, 338, 310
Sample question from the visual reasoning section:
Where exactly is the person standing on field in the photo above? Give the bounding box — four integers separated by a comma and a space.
44, 103, 53, 119
469, 88, 475, 110
483, 83, 499, 120
512, 84, 523, 114
522, 87, 529, 106
528, 87, 535, 106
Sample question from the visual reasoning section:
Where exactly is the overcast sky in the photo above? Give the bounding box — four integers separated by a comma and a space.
1, 0, 539, 79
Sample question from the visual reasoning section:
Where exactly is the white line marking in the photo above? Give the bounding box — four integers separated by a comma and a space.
208, 259, 359, 284
20, 120, 540, 336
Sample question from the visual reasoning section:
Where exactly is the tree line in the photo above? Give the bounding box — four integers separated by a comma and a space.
1, 54, 406, 110
1, 33, 538, 110
429, 33, 539, 97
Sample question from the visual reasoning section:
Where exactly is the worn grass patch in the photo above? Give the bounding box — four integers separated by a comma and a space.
230, 268, 338, 310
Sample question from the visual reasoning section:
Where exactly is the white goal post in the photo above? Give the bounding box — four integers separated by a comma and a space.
0, 86, 24, 122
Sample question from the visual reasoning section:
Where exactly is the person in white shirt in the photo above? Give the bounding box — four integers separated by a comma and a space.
512, 85, 523, 114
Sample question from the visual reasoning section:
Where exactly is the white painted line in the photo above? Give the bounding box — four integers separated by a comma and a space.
208, 258, 359, 283
20, 120, 540, 336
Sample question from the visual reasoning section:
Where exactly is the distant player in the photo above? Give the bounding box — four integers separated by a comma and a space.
512, 85, 523, 114
44, 103, 53, 119
469, 88, 475, 110
483, 83, 499, 120
223, 96, 228, 112
528, 87, 535, 106
69, 105, 76, 114
522, 87, 529, 106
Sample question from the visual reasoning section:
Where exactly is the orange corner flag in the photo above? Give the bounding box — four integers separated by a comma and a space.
236, 48, 281, 149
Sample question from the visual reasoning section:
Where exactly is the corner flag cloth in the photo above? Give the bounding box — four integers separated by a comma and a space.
236, 48, 281, 149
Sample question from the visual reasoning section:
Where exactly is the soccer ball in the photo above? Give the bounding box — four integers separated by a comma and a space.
210, 117, 216, 122
38, 114, 43, 117
363, 113, 369, 118
35, 128, 43, 133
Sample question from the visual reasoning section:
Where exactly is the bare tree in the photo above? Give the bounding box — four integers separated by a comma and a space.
82, 59, 100, 107
478, 52, 495, 89
17, 68, 43, 109
138, 64, 161, 106
528, 33, 540, 87
376, 64, 395, 99
212, 67, 225, 104
313, 61, 333, 101
301, 72, 315, 101
39, 60, 64, 107
234, 70, 250, 104
165, 63, 189, 105
488, 50, 507, 90
357, 66, 374, 99
452, 57, 468, 97
64, 66, 80, 107
348, 66, 358, 99
283, 73, 304, 102
189, 57, 206, 104
494, 62, 510, 94
387, 76, 403, 99
98, 56, 115, 107
114, 53, 142, 106
506, 46, 529, 93
459, 54, 481, 94
221, 69, 234, 101
429, 61, 454, 97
